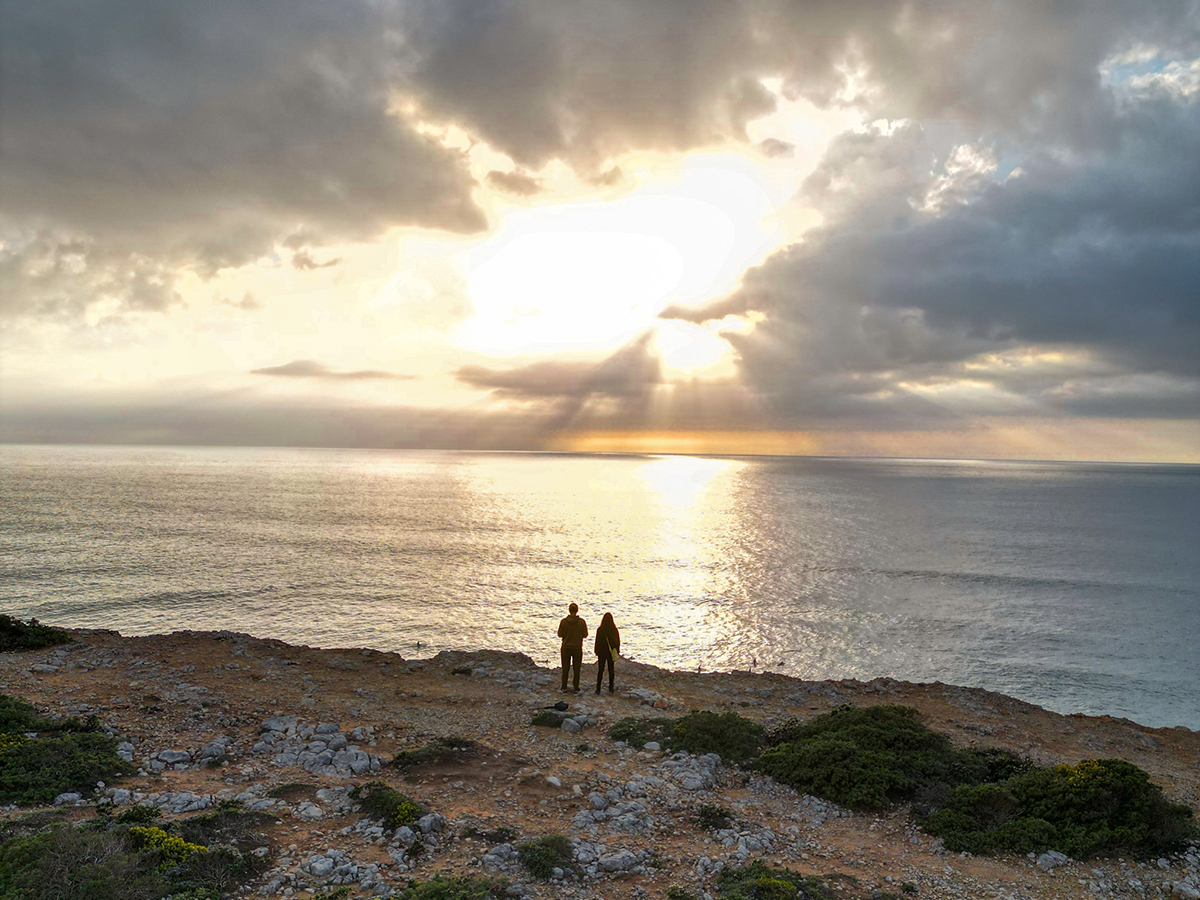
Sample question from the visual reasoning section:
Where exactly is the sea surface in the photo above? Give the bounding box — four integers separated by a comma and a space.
1, 444, 1198, 729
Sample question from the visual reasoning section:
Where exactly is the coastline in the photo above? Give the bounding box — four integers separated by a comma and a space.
2, 627, 1198, 899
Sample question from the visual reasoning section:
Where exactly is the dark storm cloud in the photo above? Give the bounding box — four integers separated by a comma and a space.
697, 89, 1200, 425
0, 0, 484, 318
456, 332, 661, 399
250, 360, 414, 381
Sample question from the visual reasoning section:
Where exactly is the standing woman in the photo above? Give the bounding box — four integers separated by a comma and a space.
595, 612, 620, 694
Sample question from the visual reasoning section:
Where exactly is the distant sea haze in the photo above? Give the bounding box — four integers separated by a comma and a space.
1, 445, 1198, 730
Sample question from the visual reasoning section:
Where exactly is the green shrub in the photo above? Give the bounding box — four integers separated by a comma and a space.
0, 693, 91, 736
266, 782, 314, 801
923, 758, 1197, 858
115, 806, 162, 826
666, 711, 764, 765
757, 705, 1014, 811
172, 807, 272, 854
349, 782, 426, 828
530, 711, 566, 728
714, 860, 835, 900
460, 825, 517, 845
392, 736, 479, 772
516, 834, 573, 879
395, 874, 510, 899
607, 716, 673, 749
0, 827, 168, 900
0, 731, 129, 806
697, 803, 733, 830
0, 616, 72, 652
667, 888, 699, 900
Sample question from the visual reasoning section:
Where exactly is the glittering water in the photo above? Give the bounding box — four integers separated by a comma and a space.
2, 444, 1197, 728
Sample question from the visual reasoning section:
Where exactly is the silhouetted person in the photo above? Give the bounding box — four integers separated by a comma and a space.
594, 611, 620, 694
558, 603, 588, 692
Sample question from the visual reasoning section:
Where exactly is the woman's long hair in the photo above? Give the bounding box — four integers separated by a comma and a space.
600, 612, 616, 630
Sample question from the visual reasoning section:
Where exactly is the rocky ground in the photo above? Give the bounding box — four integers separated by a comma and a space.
2, 628, 1199, 900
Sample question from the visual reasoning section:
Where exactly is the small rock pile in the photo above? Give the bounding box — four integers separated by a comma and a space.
251, 716, 384, 777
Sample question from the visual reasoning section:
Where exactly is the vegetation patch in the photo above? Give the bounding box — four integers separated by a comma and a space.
460, 825, 517, 845
608, 716, 673, 749
754, 704, 1195, 859
171, 804, 272, 854
395, 874, 510, 899
922, 758, 1196, 858
266, 782, 315, 802
516, 834, 574, 880
714, 860, 837, 899
697, 803, 734, 830
0, 616, 71, 653
392, 736, 479, 772
665, 711, 764, 765
0, 810, 270, 900
0, 694, 129, 806
530, 711, 567, 728
114, 806, 162, 826
756, 705, 1025, 811
349, 782, 427, 828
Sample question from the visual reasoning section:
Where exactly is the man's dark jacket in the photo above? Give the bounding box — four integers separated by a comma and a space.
558, 614, 588, 648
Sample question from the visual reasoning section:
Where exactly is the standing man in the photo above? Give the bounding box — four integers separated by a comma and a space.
557, 603, 588, 693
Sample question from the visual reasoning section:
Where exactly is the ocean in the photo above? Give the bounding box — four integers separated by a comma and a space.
1, 444, 1197, 729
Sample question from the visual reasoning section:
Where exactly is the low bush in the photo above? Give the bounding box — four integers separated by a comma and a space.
0, 827, 167, 900
697, 804, 733, 830
392, 736, 479, 772
460, 825, 517, 845
756, 705, 1019, 811
0, 731, 129, 806
607, 717, 673, 749
530, 711, 566, 728
0, 692, 127, 806
115, 806, 162, 826
349, 782, 426, 828
665, 711, 764, 765
394, 874, 510, 899
172, 806, 272, 855
516, 834, 573, 880
0, 616, 71, 653
266, 782, 315, 801
714, 860, 835, 899
0, 816, 267, 900
922, 758, 1197, 858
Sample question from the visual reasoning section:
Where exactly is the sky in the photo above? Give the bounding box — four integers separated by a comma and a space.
2, 0, 1199, 461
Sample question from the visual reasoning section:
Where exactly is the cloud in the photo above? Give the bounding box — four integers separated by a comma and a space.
5, 0, 1197, 324
0, 0, 486, 319
484, 170, 544, 196
291, 250, 341, 270
456, 333, 661, 399
221, 291, 261, 311
250, 360, 414, 380
757, 137, 794, 157
700, 91, 1200, 426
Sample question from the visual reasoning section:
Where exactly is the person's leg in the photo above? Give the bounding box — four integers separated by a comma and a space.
561, 647, 570, 691
595, 657, 603, 693
571, 647, 582, 691
608, 655, 615, 692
